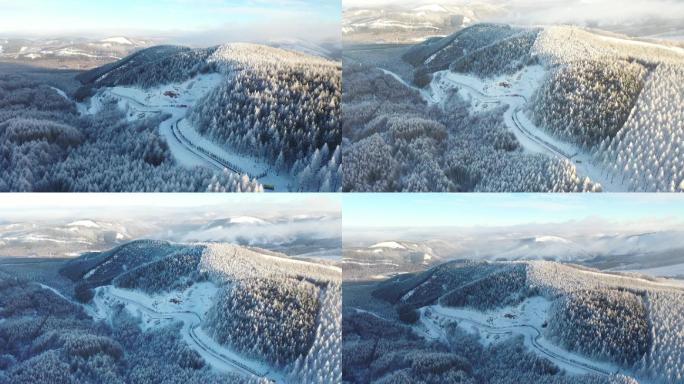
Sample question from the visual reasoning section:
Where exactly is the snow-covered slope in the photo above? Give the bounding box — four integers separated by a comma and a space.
100, 37, 135, 45
394, 23, 684, 192
369, 259, 684, 382
370, 241, 406, 249
67, 220, 101, 228
268, 38, 341, 60
62, 240, 341, 383
77, 42, 341, 192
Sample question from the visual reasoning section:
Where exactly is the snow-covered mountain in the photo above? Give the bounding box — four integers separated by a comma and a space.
350, 258, 684, 383
343, 227, 684, 280
57, 240, 341, 383
342, 3, 505, 43
71, 42, 341, 192
345, 20, 684, 193
343, 240, 449, 280
0, 36, 152, 69
0, 219, 134, 257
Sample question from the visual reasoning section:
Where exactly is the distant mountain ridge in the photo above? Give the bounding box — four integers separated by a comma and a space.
0, 36, 152, 69
342, 3, 505, 43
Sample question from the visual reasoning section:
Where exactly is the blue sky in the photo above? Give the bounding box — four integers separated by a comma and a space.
343, 194, 684, 228
0, 0, 340, 43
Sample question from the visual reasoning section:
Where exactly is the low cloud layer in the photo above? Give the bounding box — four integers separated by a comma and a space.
344, 0, 684, 27
497, 0, 684, 26
179, 217, 341, 246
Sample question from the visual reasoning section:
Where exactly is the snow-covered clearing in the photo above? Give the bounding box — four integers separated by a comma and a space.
91, 283, 283, 382
382, 64, 627, 191
82, 73, 292, 190
416, 297, 622, 376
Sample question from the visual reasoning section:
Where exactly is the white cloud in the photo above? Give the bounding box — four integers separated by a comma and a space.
343, 0, 684, 25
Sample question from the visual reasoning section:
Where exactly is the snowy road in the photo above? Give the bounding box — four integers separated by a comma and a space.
350, 297, 617, 377
105, 90, 230, 173
422, 305, 619, 377
170, 119, 238, 173
379, 66, 627, 191
99, 287, 278, 382
102, 81, 289, 190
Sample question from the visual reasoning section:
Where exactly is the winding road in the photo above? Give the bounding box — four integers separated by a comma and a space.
107, 90, 238, 173
379, 68, 574, 160
422, 306, 619, 377
378, 67, 625, 191
101, 287, 276, 382
351, 298, 618, 377
107, 88, 275, 185
169, 119, 241, 173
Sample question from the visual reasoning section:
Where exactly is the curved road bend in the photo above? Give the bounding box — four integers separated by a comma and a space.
378, 68, 573, 160
104, 289, 274, 381
425, 307, 616, 377
378, 67, 630, 190
108, 90, 244, 175
356, 304, 612, 376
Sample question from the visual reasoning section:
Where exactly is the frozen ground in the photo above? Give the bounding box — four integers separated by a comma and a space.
91, 283, 284, 382
80, 73, 293, 190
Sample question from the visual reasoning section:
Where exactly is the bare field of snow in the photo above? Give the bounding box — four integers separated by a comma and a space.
369, 241, 406, 249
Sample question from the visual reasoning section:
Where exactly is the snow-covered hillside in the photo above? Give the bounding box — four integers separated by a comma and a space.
0, 220, 132, 257
344, 22, 684, 192
76, 43, 341, 192
355, 259, 684, 383
59, 240, 341, 383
